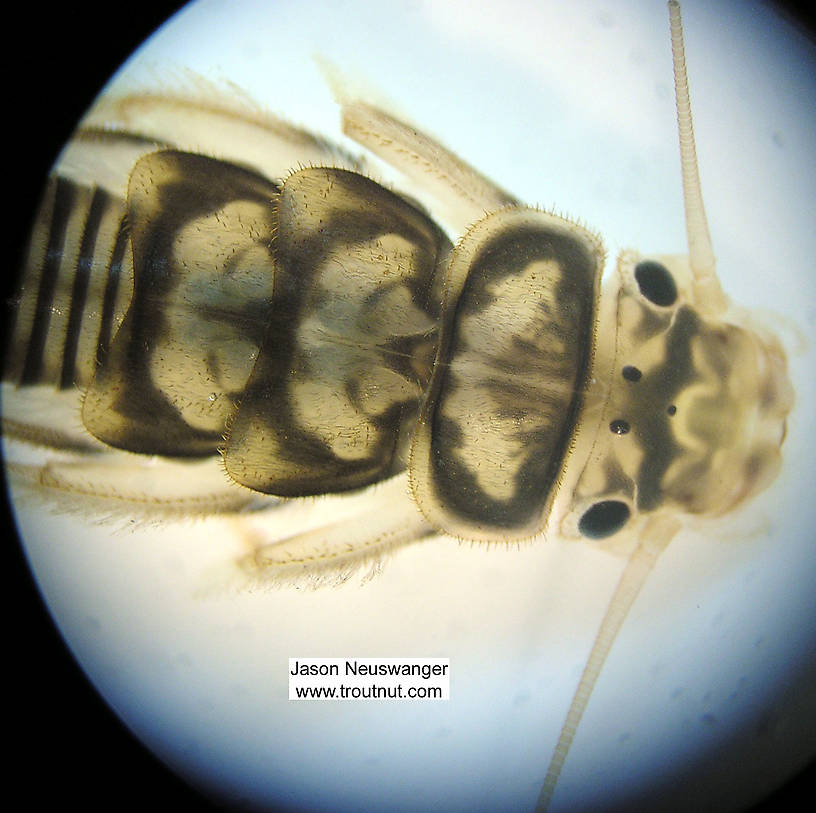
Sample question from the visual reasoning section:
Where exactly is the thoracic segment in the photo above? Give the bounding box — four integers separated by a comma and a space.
8, 148, 608, 545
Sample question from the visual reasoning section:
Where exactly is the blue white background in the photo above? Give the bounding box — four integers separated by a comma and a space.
8, 1, 816, 811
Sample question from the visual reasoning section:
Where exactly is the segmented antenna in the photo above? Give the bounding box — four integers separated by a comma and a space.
534, 6, 718, 810
534, 539, 666, 811
668, 0, 727, 311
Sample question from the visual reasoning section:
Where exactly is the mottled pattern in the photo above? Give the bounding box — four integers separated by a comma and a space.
82, 151, 280, 456
4, 85, 791, 551
410, 209, 603, 540
224, 168, 451, 495
563, 252, 792, 539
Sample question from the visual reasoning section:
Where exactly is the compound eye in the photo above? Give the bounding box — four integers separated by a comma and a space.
634, 260, 677, 306
578, 500, 631, 539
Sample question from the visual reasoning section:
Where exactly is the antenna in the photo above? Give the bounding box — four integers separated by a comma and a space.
535, 6, 727, 811
668, 0, 727, 311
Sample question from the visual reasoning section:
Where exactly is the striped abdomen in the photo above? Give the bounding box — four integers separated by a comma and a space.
7, 174, 133, 391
